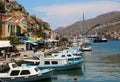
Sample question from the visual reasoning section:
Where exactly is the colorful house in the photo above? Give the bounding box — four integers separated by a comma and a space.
0, 15, 27, 38
43, 30, 57, 40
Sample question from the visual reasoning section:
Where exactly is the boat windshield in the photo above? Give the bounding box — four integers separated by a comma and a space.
12, 64, 18, 68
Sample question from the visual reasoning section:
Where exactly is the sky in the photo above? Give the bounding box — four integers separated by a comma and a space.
17, 0, 120, 30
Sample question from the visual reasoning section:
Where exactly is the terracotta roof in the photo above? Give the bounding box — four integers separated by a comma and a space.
13, 17, 23, 22
1, 16, 24, 22
43, 30, 54, 35
2, 16, 11, 21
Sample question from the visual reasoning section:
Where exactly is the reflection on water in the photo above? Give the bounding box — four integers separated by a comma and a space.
82, 41, 120, 82
31, 79, 52, 82
31, 66, 85, 82
54, 68, 84, 76
84, 62, 120, 81
101, 54, 120, 63
52, 68, 84, 82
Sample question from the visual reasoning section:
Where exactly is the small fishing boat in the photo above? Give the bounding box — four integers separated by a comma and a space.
52, 47, 84, 57
81, 44, 92, 51
0, 62, 54, 82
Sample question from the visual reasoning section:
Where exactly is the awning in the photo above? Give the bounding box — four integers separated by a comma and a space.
27, 37, 37, 43
0, 41, 12, 48
36, 37, 42, 40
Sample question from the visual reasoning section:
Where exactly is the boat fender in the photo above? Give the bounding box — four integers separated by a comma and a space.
74, 75, 77, 81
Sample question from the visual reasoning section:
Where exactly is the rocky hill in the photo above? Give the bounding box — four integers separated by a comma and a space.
0, 0, 51, 36
55, 11, 120, 37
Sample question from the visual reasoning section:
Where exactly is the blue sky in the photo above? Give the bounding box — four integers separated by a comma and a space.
17, 0, 120, 30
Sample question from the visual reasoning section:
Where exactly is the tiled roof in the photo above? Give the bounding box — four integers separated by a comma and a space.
1, 16, 24, 22
2, 16, 11, 21
43, 30, 54, 35
13, 17, 23, 22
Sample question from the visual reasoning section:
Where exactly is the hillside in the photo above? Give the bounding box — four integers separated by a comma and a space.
55, 11, 120, 37
0, 0, 51, 37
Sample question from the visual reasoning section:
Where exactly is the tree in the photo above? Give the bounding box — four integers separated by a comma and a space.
33, 26, 43, 37
60, 37, 68, 42
8, 32, 20, 50
0, 1, 5, 13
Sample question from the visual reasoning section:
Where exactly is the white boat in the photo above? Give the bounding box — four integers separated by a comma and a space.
81, 44, 92, 51
88, 35, 108, 43
52, 47, 84, 57
0, 62, 54, 82
93, 37, 108, 43
23, 51, 84, 71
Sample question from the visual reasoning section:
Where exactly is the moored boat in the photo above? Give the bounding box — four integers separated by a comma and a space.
23, 51, 84, 71
93, 37, 108, 43
0, 62, 54, 82
81, 44, 92, 51
93, 36, 108, 43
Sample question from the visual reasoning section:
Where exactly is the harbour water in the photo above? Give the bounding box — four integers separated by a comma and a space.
27, 40, 120, 82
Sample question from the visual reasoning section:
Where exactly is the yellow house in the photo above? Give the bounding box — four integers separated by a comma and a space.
0, 16, 15, 38
0, 15, 27, 38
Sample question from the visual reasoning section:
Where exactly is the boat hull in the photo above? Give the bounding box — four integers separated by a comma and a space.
38, 60, 84, 71
93, 39, 108, 43
0, 69, 54, 82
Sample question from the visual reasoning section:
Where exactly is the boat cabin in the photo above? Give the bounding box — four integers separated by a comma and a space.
5, 63, 40, 77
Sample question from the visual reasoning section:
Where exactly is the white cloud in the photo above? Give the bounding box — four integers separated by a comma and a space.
34, 1, 120, 30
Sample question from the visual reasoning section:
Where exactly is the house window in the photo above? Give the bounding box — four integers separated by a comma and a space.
21, 19, 27, 26
10, 70, 20, 76
20, 70, 30, 75
52, 61, 58, 64
45, 61, 50, 65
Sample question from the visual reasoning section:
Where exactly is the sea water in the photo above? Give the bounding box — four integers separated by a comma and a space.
34, 40, 120, 82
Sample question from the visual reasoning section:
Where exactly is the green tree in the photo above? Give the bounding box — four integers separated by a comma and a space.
8, 32, 20, 50
0, 1, 5, 13
60, 37, 68, 42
